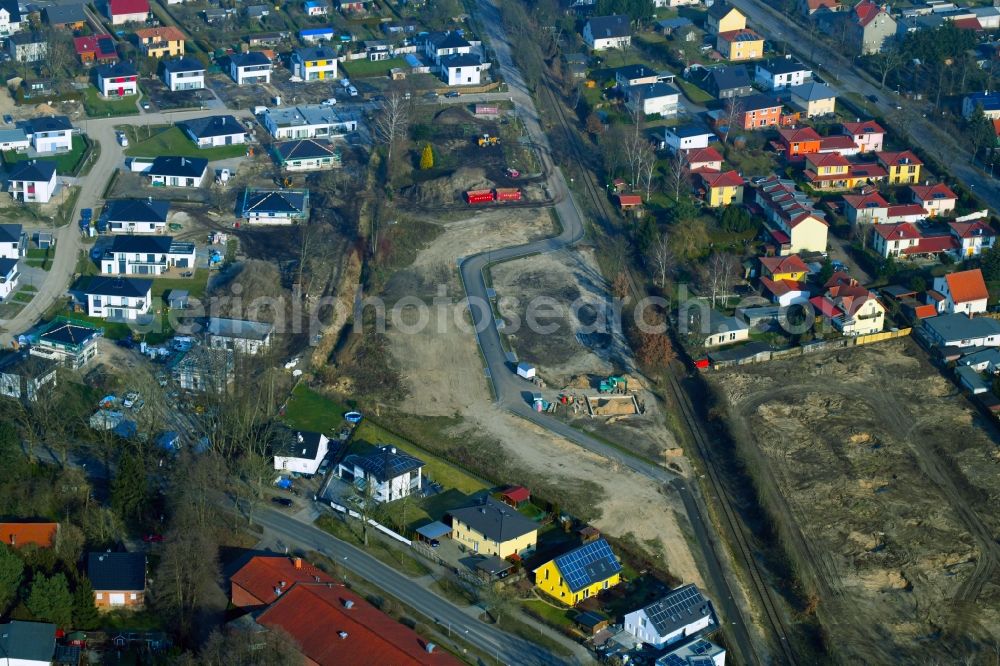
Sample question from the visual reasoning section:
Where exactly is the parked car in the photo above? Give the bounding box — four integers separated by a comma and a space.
271, 497, 294, 507
123, 391, 139, 408
444, 91, 461, 98
424, 91, 439, 99
867, 94, 878, 104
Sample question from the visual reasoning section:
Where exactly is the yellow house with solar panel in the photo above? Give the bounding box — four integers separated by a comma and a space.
533, 538, 622, 605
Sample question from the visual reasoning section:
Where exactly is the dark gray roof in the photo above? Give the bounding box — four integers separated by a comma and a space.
0, 350, 57, 378
757, 58, 810, 76
0, 0, 21, 24
638, 584, 713, 638
428, 30, 470, 50
206, 316, 273, 340
87, 552, 146, 591
656, 17, 692, 30
274, 138, 338, 161
789, 81, 834, 101
8, 160, 56, 181
149, 155, 208, 178
0, 223, 22, 244
181, 115, 244, 140
242, 190, 307, 215
0, 257, 16, 277
343, 445, 424, 483
293, 45, 337, 61
78, 276, 152, 298
108, 234, 173, 254
44, 3, 85, 25
231, 51, 271, 67
448, 497, 538, 543
96, 61, 137, 79
587, 14, 630, 39
630, 82, 678, 100
162, 56, 205, 73
708, 1, 737, 19
923, 313, 1000, 344
474, 556, 514, 575
705, 65, 751, 91
667, 124, 713, 139
274, 429, 325, 460
739, 92, 782, 111
0, 621, 55, 662
26, 115, 72, 133
105, 198, 170, 223
616, 64, 657, 80
551, 538, 621, 593
9, 31, 43, 45
440, 52, 481, 68
38, 320, 102, 348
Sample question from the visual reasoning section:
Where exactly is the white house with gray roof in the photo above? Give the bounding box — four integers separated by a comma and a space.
180, 115, 247, 148
583, 14, 631, 50
205, 316, 273, 354
624, 584, 715, 648
922, 313, 1000, 349
336, 445, 424, 503
262, 104, 357, 139
0, 128, 29, 152
0, 620, 56, 666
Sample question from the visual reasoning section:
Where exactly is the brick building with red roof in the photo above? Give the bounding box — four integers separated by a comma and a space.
231, 555, 334, 609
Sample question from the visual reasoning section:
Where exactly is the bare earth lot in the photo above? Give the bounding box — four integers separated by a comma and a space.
709, 339, 1000, 664
383, 208, 701, 586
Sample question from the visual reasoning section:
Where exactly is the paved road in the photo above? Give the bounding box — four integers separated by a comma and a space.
254, 507, 573, 666
461, 0, 764, 664
0, 107, 252, 345
731, 0, 1000, 214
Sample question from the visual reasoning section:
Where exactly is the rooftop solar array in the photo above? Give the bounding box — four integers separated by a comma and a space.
644, 584, 709, 635
554, 538, 621, 593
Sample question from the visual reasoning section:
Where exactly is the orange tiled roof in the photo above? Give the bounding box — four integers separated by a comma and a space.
760, 254, 808, 275
134, 26, 185, 42
876, 150, 922, 167
231, 556, 334, 606
910, 183, 956, 202
945, 269, 989, 304
0, 522, 58, 548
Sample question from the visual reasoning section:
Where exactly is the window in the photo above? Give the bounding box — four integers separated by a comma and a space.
130, 593, 137, 600
96, 592, 103, 599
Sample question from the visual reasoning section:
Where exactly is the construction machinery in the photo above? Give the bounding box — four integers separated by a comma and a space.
598, 375, 628, 394
477, 134, 500, 147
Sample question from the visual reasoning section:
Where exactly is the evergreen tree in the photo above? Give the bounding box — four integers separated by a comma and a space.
111, 451, 148, 524
419, 143, 434, 170
0, 545, 24, 615
26, 573, 73, 627
72, 578, 100, 630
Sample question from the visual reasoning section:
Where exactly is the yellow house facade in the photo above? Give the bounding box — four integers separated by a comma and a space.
699, 170, 744, 208
786, 215, 829, 255
877, 151, 922, 185
707, 6, 746, 34
448, 498, 538, 559
717, 30, 764, 62
533, 538, 622, 606
135, 27, 185, 58
760, 255, 809, 282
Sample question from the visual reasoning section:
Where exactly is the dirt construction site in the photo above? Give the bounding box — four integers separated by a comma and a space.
708, 339, 1000, 664
381, 206, 701, 587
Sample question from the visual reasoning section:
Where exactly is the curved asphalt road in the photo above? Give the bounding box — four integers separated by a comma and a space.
461, 1, 762, 664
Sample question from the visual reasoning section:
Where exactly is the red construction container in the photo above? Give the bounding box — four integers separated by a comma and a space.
694, 358, 711, 370
465, 189, 495, 204
494, 188, 522, 202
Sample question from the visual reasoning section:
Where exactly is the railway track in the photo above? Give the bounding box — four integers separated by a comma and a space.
534, 76, 798, 665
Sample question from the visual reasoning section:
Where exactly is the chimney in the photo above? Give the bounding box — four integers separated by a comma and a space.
343, 599, 354, 609
293, 557, 302, 569
426, 643, 436, 654
338, 631, 349, 640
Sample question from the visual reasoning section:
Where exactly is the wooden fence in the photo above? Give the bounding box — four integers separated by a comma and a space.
709, 327, 912, 369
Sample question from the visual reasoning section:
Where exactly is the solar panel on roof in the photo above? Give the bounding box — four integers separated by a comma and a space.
554, 539, 621, 592
662, 655, 685, 666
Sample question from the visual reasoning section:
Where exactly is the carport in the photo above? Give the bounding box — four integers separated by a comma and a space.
415, 521, 451, 544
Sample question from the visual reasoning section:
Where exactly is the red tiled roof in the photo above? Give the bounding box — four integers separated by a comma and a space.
818, 135, 858, 152
717, 28, 762, 43
109, 0, 149, 14
810, 295, 843, 318
700, 169, 744, 188
788, 212, 827, 228
805, 0, 841, 10
902, 236, 959, 255
843, 191, 889, 209
993, 119, 1000, 137
257, 583, 463, 665
74, 35, 118, 59
873, 222, 919, 241
618, 194, 642, 206
231, 556, 334, 607
778, 127, 821, 144
760, 254, 808, 275
684, 146, 724, 166
0, 522, 58, 548
886, 203, 926, 218
501, 486, 531, 503
953, 17, 983, 31
134, 26, 185, 41
824, 271, 855, 289
944, 269, 989, 304
769, 229, 791, 244
877, 150, 922, 167
842, 120, 885, 136
806, 152, 850, 168
910, 183, 956, 202
854, 0, 883, 27
761, 276, 806, 296
949, 220, 995, 239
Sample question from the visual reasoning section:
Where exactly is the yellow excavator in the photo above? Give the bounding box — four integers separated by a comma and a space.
477, 134, 500, 147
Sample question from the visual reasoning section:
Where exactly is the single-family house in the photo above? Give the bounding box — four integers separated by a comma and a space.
693, 65, 753, 99
0, 351, 56, 402
421, 30, 472, 61
262, 104, 357, 139
627, 82, 680, 117
273, 430, 330, 475
922, 312, 1000, 348
298, 27, 334, 43
0, 223, 25, 259
291, 45, 338, 81
44, 3, 87, 30
950, 221, 996, 258
664, 124, 714, 153
448, 497, 539, 558
655, 639, 727, 666
684, 146, 724, 171
77, 276, 152, 320
956, 365, 990, 395
99, 235, 196, 276
789, 82, 836, 117
877, 150, 922, 185
30, 318, 103, 369
736, 93, 783, 130
872, 222, 921, 257
800, 0, 842, 15
107, 0, 149, 25
0, 621, 56, 666
335, 445, 424, 503
171, 347, 234, 392
180, 115, 247, 148
842, 190, 889, 226
103, 198, 170, 234
932, 269, 989, 315
534, 538, 622, 605
229, 51, 272, 85
203, 8, 233, 23
95, 61, 138, 97
75, 34, 118, 64
245, 4, 270, 19
0, 0, 21, 36
0, 257, 16, 301
760, 254, 809, 282
822, 0, 896, 55
0, 522, 58, 548
273, 138, 342, 171
707, 2, 747, 34
364, 40, 391, 62
755, 57, 812, 90
958, 347, 1000, 374
240, 189, 309, 224
205, 316, 273, 354
717, 28, 765, 62
811, 273, 885, 335
755, 176, 829, 255
840, 120, 884, 152
88, 552, 146, 609
161, 57, 205, 91
657, 17, 695, 35
440, 52, 486, 86
760, 274, 809, 306
230, 555, 334, 609
697, 170, 744, 208
962, 91, 1000, 120
615, 64, 659, 89
777, 126, 822, 159
702, 309, 750, 346
803, 152, 887, 190
304, 0, 328, 15
623, 584, 715, 649
910, 183, 957, 217
8, 32, 46, 63
134, 26, 185, 58
25, 116, 74, 153
337, 0, 369, 11
7, 161, 56, 204
147, 156, 208, 187
583, 15, 631, 51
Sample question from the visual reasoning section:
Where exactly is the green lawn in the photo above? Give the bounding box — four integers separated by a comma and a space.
11, 289, 35, 304
522, 599, 577, 632
342, 57, 408, 78
3, 136, 92, 175
283, 383, 348, 434
314, 514, 431, 577
25, 248, 53, 271
676, 79, 714, 105
124, 125, 248, 161
82, 87, 140, 118
150, 269, 209, 300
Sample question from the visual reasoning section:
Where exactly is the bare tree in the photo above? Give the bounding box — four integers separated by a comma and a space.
704, 252, 739, 308
372, 91, 410, 180
871, 42, 903, 89
646, 232, 673, 289
664, 149, 689, 200
637, 142, 657, 200
723, 96, 744, 144
853, 220, 873, 251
